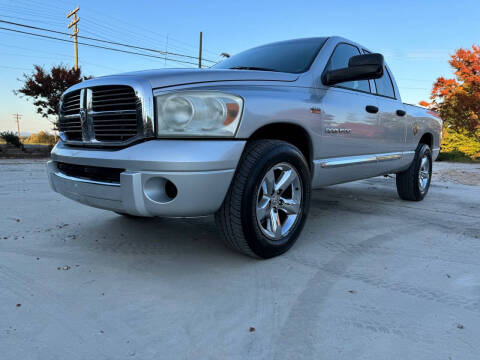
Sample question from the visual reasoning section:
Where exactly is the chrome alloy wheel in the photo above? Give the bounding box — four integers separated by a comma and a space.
256, 162, 303, 240
418, 154, 431, 193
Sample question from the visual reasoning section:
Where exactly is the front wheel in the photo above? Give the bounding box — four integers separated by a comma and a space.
396, 143, 432, 201
216, 140, 311, 258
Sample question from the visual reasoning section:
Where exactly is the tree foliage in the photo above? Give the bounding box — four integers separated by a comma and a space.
24, 131, 57, 145
15, 65, 91, 120
428, 45, 480, 142
439, 128, 480, 162
0, 131, 24, 149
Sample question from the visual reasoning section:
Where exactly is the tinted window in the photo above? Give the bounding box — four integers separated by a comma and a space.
213, 38, 327, 74
325, 43, 370, 92
375, 67, 395, 98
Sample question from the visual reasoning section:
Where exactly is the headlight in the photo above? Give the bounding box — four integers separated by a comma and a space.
155, 91, 243, 137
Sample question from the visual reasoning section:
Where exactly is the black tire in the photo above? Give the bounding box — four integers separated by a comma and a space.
396, 143, 432, 201
216, 140, 311, 258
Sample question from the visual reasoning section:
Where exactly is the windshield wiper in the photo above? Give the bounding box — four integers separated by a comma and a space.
229, 66, 279, 72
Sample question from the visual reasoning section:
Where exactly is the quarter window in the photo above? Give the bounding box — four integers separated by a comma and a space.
325, 43, 370, 92
374, 67, 395, 98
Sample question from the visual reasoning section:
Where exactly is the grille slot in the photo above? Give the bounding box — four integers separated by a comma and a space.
56, 162, 124, 183
59, 90, 82, 141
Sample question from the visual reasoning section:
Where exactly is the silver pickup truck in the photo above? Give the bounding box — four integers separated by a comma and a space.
47, 36, 442, 258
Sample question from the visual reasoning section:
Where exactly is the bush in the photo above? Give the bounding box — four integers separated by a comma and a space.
24, 131, 57, 145
438, 128, 480, 162
0, 131, 24, 149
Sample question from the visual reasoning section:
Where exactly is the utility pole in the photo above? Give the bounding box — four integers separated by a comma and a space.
198, 31, 203, 68
12, 113, 22, 136
67, 6, 80, 70
164, 34, 169, 67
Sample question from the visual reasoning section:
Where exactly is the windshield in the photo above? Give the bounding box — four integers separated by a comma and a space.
213, 38, 328, 74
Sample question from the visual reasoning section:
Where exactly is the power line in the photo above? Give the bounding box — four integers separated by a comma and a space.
0, 26, 201, 67
76, 6, 222, 56
81, 17, 198, 56
0, 41, 124, 71
0, 13, 64, 27
0, 19, 217, 64
400, 87, 431, 90
0, 65, 31, 71
198, 31, 203, 68
0, 6, 64, 23
1, 0, 223, 56
0, 43, 200, 73
0, 7, 222, 59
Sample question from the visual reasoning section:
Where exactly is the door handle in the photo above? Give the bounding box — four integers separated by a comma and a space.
365, 105, 379, 114
396, 109, 406, 116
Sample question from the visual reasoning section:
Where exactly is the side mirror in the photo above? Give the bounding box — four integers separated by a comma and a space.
323, 53, 384, 86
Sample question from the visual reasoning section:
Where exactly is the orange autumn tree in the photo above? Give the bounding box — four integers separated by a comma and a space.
428, 45, 480, 142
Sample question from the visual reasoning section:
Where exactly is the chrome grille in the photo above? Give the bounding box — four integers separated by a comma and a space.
58, 84, 146, 146
91, 85, 139, 142
58, 90, 82, 141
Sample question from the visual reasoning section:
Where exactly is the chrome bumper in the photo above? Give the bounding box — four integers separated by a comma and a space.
47, 140, 246, 217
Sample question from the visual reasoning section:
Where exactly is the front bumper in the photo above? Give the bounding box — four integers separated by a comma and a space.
47, 140, 246, 217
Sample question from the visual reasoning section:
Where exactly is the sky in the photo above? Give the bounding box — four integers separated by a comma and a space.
0, 0, 479, 135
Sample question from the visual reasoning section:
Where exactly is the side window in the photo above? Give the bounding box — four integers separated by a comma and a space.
374, 67, 395, 98
325, 43, 370, 92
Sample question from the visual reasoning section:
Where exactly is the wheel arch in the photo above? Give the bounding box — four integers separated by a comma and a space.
247, 122, 313, 171
419, 132, 434, 149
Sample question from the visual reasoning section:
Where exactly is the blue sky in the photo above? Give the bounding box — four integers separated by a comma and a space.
0, 0, 478, 134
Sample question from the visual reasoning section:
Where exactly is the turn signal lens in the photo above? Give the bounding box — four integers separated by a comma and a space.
224, 103, 240, 126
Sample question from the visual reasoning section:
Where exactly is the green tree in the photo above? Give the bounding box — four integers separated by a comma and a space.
0, 131, 24, 149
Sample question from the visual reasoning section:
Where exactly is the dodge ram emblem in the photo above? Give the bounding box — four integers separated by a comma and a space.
79, 109, 86, 124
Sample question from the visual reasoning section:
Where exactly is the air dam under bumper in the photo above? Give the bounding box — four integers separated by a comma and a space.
47, 140, 246, 217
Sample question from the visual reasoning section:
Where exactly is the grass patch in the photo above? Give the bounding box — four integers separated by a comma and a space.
437, 150, 480, 163
439, 129, 480, 163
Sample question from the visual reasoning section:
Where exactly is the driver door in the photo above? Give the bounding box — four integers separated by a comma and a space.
313, 43, 382, 186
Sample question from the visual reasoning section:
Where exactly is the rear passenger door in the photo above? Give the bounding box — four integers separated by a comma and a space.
363, 49, 407, 172
371, 65, 406, 154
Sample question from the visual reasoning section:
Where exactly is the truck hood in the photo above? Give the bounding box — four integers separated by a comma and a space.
96, 68, 300, 89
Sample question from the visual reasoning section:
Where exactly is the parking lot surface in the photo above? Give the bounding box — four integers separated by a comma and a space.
1, 159, 480, 359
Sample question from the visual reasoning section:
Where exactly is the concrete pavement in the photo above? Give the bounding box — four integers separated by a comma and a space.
1, 159, 479, 359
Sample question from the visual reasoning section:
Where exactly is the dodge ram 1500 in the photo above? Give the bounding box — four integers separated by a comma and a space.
47, 36, 442, 258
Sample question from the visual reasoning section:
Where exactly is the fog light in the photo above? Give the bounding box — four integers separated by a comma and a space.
165, 180, 178, 199
144, 177, 178, 203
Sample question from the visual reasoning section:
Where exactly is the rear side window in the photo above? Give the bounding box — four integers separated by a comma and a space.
374, 67, 395, 98
325, 43, 370, 93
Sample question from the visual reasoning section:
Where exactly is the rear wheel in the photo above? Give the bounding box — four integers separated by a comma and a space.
396, 143, 432, 201
216, 140, 311, 258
